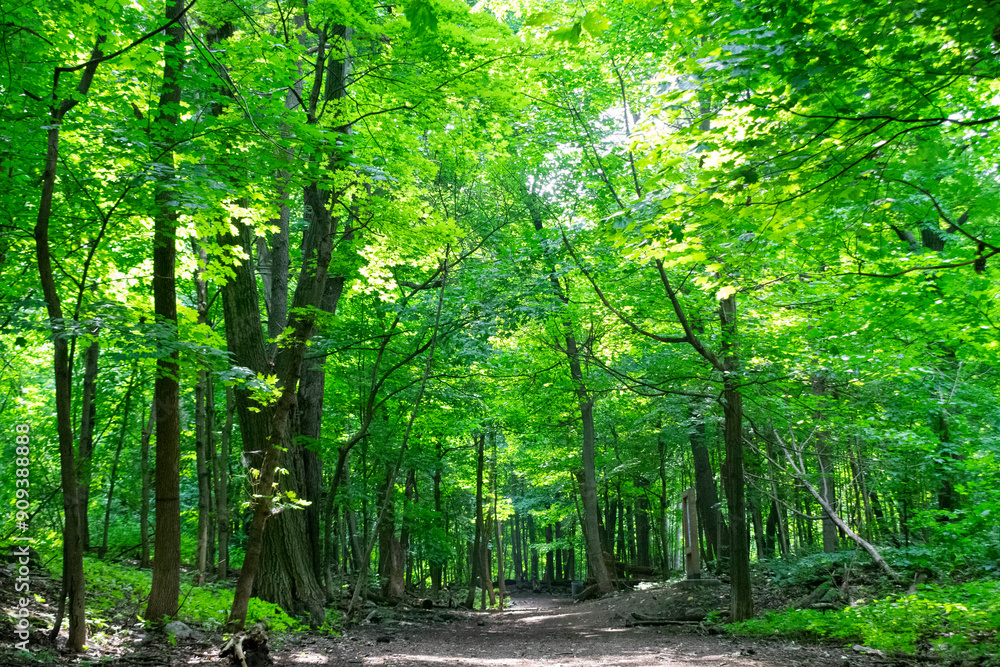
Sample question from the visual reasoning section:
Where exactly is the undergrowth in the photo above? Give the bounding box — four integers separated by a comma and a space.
82, 558, 323, 634
730, 580, 1000, 664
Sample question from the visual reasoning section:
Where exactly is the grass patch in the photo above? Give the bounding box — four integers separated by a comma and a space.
730, 580, 1000, 664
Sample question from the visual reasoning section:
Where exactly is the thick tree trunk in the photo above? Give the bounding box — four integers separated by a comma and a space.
146, 0, 186, 622
578, 397, 613, 593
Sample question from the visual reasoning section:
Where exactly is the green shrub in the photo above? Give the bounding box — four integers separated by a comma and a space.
730, 580, 1000, 663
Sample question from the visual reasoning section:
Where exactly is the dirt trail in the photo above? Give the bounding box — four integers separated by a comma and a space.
275, 591, 885, 667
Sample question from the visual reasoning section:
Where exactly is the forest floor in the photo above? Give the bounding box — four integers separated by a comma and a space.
267, 586, 893, 667
1, 577, 903, 666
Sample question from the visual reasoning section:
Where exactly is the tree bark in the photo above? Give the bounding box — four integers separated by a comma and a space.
145, 0, 186, 622
32, 34, 106, 652
812, 374, 839, 553
100, 366, 137, 558
527, 513, 539, 590
774, 432, 900, 580
525, 192, 612, 594
465, 434, 486, 607
139, 401, 155, 569
719, 294, 753, 621
689, 413, 726, 563
77, 329, 100, 550
543, 524, 554, 584
635, 495, 651, 567
216, 386, 234, 580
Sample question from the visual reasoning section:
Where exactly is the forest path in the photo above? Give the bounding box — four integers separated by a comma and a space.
275, 591, 884, 667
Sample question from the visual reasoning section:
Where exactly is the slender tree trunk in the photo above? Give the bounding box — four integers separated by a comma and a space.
511, 512, 523, 585
658, 429, 669, 575
431, 461, 444, 595
527, 513, 539, 590
689, 412, 726, 563
139, 401, 155, 569
194, 367, 210, 582
465, 434, 486, 607
555, 520, 564, 580
720, 294, 753, 621
635, 495, 651, 567
33, 32, 106, 653
525, 193, 612, 593
764, 431, 789, 555
77, 329, 100, 551
193, 244, 213, 583
101, 366, 137, 558
812, 374, 839, 553
215, 387, 233, 580
543, 524, 554, 584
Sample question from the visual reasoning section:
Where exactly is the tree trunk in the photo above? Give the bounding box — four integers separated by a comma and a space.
194, 367, 211, 582
527, 513, 539, 590
140, 401, 155, 569
635, 495, 651, 567
764, 431, 789, 555
77, 329, 100, 551
775, 432, 900, 580
812, 374, 839, 553
146, 0, 186, 622
100, 366, 137, 559
719, 294, 753, 621
194, 243, 213, 583
431, 459, 444, 595
525, 192, 611, 594
689, 413, 726, 563
543, 524, 554, 584
658, 428, 669, 575
465, 434, 486, 607
216, 386, 234, 580
555, 520, 564, 580
511, 512, 523, 585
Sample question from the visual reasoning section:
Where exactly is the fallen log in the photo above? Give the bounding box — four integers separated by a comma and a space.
573, 583, 602, 602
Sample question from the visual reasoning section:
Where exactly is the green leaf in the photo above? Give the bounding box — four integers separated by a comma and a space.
581, 10, 610, 35
525, 11, 556, 27
406, 0, 438, 36
549, 22, 583, 45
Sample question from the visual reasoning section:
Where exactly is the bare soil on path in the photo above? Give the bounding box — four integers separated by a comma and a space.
274, 589, 892, 667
